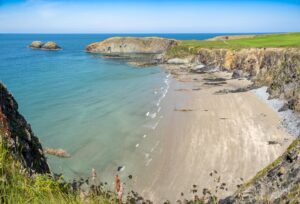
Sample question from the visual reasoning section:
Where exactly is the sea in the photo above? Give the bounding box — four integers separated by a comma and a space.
0, 33, 252, 182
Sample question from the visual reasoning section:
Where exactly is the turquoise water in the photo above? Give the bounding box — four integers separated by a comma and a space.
0, 33, 249, 180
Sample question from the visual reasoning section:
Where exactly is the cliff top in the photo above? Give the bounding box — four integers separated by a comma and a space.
166, 32, 300, 58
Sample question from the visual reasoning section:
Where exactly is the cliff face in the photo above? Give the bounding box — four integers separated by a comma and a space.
86, 37, 178, 54
0, 82, 50, 174
222, 138, 300, 203
182, 48, 300, 112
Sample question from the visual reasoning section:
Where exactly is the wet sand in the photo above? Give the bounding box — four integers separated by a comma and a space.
133, 70, 293, 203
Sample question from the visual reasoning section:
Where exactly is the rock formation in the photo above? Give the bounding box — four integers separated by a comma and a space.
29, 41, 43, 49
29, 41, 61, 50
166, 48, 300, 113
0, 82, 50, 174
222, 138, 300, 203
41, 41, 61, 50
86, 37, 178, 54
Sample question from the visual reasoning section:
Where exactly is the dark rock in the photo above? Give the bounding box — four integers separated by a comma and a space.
279, 103, 289, 112
0, 82, 50, 174
232, 70, 244, 79
268, 141, 280, 145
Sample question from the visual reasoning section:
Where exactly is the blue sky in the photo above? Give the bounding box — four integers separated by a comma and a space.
0, 0, 299, 33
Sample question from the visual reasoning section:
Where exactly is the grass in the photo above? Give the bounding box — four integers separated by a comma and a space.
166, 32, 300, 58
0, 130, 115, 204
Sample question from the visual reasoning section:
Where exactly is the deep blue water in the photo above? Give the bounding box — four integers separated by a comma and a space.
0, 33, 252, 179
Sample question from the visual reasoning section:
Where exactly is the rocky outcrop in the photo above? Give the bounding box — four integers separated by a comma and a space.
29, 41, 43, 49
223, 138, 300, 203
42, 41, 61, 50
86, 37, 178, 54
0, 82, 50, 174
29, 41, 61, 50
167, 48, 300, 112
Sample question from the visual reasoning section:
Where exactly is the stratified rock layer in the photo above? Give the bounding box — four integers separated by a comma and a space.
86, 37, 178, 54
0, 82, 50, 174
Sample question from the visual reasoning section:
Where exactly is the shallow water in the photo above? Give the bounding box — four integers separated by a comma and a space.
0, 33, 252, 181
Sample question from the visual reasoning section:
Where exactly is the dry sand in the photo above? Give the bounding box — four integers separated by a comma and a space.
133, 70, 293, 203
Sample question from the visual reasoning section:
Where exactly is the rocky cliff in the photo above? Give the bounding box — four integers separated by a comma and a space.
222, 138, 300, 203
167, 48, 300, 113
86, 37, 178, 54
0, 82, 50, 174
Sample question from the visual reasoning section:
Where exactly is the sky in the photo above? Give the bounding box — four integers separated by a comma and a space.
0, 0, 300, 33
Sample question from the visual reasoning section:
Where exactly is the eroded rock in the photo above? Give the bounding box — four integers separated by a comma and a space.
28, 41, 61, 50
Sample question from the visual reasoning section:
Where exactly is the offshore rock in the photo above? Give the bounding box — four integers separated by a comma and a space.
29, 41, 61, 50
29, 41, 43, 49
41, 41, 61, 50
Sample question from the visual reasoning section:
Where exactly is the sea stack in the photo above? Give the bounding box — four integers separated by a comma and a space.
29, 41, 61, 50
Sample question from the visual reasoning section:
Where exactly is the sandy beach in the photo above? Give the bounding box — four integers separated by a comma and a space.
133, 68, 293, 203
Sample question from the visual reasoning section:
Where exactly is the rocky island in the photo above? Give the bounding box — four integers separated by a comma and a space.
29, 41, 61, 50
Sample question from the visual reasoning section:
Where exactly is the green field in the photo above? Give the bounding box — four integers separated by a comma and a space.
166, 32, 300, 58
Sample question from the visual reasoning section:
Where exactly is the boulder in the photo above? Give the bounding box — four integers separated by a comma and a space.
232, 70, 244, 79
29, 41, 43, 49
42, 41, 61, 50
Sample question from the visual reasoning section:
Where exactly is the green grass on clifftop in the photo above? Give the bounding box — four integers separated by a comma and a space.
166, 33, 300, 58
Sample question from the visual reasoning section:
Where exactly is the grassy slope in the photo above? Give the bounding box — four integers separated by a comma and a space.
166, 32, 300, 58
0, 132, 114, 204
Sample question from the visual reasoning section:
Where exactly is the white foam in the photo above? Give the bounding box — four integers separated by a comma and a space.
146, 112, 150, 117
145, 153, 150, 158
152, 121, 159, 129
143, 134, 147, 138
150, 141, 160, 152
145, 158, 153, 166
136, 143, 139, 148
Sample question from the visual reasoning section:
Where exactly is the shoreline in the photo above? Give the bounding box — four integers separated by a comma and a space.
131, 67, 295, 203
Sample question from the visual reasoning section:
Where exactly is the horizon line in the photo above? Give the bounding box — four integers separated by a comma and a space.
0, 32, 292, 35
